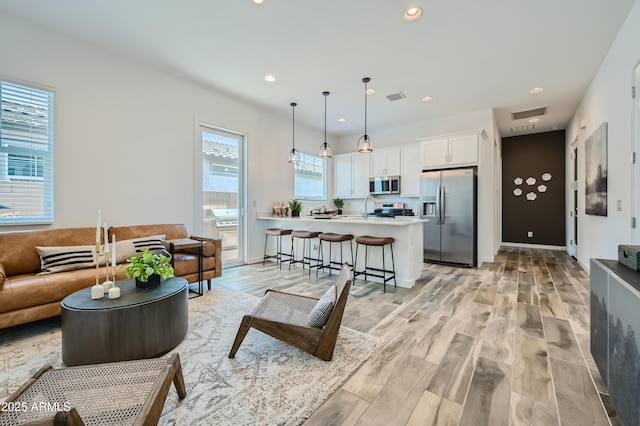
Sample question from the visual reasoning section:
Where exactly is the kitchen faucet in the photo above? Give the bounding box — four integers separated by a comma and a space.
363, 194, 375, 219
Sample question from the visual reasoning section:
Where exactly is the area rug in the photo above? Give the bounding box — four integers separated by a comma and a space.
0, 286, 382, 425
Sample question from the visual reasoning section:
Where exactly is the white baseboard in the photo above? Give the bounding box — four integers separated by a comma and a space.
500, 242, 567, 251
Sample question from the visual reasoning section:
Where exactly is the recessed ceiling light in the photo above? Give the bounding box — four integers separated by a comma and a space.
530, 87, 544, 94
264, 75, 276, 82
252, 0, 265, 4
337, 118, 346, 123
421, 96, 433, 102
366, 88, 376, 95
404, 7, 423, 21
529, 117, 540, 123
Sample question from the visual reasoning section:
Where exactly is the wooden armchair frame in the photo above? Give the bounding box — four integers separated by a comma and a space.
228, 263, 352, 361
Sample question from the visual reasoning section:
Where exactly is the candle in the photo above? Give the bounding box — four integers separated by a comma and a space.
112, 234, 116, 278
96, 209, 101, 243
103, 222, 110, 254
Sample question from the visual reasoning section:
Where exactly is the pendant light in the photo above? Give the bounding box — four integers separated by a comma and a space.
288, 102, 299, 164
358, 77, 373, 153
319, 91, 332, 159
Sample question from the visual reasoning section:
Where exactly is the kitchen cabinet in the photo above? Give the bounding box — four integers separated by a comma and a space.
334, 153, 370, 198
590, 259, 640, 426
370, 149, 400, 176
419, 130, 481, 169
400, 144, 420, 197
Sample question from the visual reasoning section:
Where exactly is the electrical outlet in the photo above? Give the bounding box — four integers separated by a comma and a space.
527, 231, 533, 238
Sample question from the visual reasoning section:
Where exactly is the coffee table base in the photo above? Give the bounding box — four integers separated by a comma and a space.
61, 278, 188, 366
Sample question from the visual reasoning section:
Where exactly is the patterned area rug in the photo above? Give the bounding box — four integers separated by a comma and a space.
0, 286, 382, 425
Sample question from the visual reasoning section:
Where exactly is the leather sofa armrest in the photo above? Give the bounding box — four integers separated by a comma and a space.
0, 262, 5, 288
189, 235, 221, 257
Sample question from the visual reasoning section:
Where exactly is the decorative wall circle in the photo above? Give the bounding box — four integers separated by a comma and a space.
514, 177, 523, 185
538, 185, 547, 193
542, 173, 552, 181
526, 192, 537, 201
513, 188, 523, 196
526, 177, 536, 185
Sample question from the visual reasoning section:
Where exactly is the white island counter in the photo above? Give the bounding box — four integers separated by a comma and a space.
257, 215, 427, 288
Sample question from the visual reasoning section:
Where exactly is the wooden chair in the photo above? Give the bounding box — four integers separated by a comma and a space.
0, 353, 186, 426
228, 263, 352, 361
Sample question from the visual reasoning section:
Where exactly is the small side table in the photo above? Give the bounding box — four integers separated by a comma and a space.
165, 238, 203, 297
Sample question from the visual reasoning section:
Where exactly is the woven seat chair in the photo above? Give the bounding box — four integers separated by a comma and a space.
228, 263, 352, 361
0, 353, 186, 426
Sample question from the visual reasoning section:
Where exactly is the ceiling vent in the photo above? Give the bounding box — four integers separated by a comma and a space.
386, 92, 406, 102
511, 106, 547, 120
510, 124, 536, 133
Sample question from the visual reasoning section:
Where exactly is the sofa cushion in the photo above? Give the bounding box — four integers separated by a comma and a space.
108, 224, 189, 241
36, 245, 96, 274
0, 227, 100, 277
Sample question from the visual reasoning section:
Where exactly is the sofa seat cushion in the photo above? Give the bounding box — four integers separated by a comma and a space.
172, 253, 216, 278
0, 267, 104, 314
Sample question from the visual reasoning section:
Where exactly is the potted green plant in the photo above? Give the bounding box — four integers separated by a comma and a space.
125, 250, 175, 289
333, 197, 344, 215
289, 199, 303, 217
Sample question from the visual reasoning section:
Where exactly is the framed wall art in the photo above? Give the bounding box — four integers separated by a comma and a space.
585, 122, 608, 216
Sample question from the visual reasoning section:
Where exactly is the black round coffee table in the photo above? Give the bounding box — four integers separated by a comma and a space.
61, 277, 188, 366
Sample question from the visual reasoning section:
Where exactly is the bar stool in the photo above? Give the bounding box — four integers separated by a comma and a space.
289, 230, 322, 276
353, 236, 396, 293
263, 228, 293, 269
317, 232, 354, 277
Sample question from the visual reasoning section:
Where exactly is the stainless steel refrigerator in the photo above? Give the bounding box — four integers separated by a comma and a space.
420, 167, 477, 266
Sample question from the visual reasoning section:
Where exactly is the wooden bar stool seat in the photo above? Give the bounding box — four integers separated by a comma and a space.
318, 232, 354, 277
353, 235, 396, 293
290, 230, 322, 275
263, 228, 293, 269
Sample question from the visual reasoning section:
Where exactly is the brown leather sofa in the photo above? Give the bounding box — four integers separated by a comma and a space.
0, 224, 221, 329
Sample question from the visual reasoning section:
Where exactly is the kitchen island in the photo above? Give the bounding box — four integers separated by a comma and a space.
257, 215, 427, 288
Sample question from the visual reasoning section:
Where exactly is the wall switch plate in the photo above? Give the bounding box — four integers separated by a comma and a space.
617, 200, 622, 211
527, 231, 533, 237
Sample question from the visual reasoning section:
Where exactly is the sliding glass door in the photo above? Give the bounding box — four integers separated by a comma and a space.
198, 124, 244, 267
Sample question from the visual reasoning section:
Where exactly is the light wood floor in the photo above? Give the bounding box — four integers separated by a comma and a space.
219, 247, 619, 426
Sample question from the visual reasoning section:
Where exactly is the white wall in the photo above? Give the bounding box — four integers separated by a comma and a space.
567, 0, 640, 270
0, 13, 331, 264
335, 108, 498, 265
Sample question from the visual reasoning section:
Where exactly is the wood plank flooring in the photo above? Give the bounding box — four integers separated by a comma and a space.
218, 247, 620, 425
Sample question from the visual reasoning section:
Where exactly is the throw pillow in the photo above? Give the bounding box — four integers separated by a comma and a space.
112, 234, 169, 264
36, 245, 96, 274
307, 284, 337, 328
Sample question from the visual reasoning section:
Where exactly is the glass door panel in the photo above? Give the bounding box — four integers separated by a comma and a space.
200, 126, 243, 267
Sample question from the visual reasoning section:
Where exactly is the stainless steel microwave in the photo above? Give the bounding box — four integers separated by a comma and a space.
369, 176, 401, 195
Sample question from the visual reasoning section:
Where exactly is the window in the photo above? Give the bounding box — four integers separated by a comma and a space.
0, 80, 54, 224
294, 152, 326, 201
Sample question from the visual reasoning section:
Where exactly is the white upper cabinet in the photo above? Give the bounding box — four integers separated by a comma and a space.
334, 153, 370, 198
419, 130, 484, 169
370, 149, 401, 176
400, 144, 420, 197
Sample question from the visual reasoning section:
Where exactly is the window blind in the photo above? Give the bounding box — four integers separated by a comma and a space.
0, 80, 54, 224
294, 152, 326, 201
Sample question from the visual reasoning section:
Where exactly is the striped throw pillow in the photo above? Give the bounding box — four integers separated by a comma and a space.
307, 284, 337, 328
132, 234, 170, 256
36, 245, 96, 274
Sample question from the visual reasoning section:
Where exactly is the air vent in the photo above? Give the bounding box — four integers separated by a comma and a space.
386, 92, 406, 101
511, 106, 547, 120
510, 124, 536, 133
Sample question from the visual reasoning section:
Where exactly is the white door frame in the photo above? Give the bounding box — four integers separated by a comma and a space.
569, 137, 578, 258
632, 61, 640, 243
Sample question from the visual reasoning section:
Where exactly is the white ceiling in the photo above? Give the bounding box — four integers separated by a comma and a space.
0, 0, 636, 138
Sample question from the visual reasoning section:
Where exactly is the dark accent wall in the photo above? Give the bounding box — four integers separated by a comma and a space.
502, 130, 566, 245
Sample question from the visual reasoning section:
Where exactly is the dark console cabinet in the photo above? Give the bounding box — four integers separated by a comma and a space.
590, 259, 640, 426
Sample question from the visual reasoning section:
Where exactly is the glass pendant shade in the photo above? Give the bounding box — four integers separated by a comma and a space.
358, 134, 372, 153
319, 142, 332, 158
358, 77, 372, 153
288, 148, 299, 164
288, 102, 298, 164
319, 91, 332, 159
